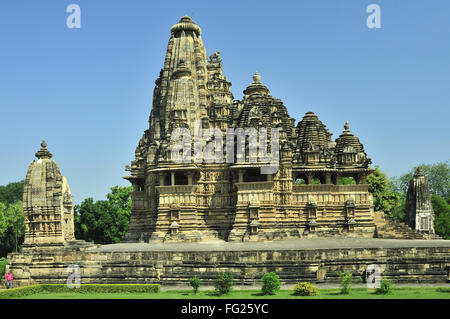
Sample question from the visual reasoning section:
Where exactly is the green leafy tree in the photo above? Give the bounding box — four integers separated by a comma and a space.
391, 161, 449, 201
74, 185, 132, 244
0, 181, 25, 205
390, 196, 407, 222
367, 167, 402, 217
0, 258, 6, 277
431, 194, 450, 239
0, 181, 26, 257
0, 201, 25, 257
339, 177, 356, 185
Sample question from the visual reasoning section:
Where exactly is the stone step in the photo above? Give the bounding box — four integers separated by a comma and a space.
373, 212, 427, 239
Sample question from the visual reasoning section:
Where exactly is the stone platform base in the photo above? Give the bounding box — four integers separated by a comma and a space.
7, 238, 450, 287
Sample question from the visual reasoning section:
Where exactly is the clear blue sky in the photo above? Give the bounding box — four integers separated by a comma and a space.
1, 0, 449, 203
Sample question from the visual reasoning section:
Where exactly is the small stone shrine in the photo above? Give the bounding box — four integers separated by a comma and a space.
22, 141, 75, 247
405, 168, 436, 235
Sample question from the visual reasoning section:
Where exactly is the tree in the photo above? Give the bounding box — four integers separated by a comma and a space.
0, 181, 26, 257
366, 167, 402, 218
0, 201, 25, 257
391, 161, 449, 201
339, 177, 356, 185
0, 180, 25, 205
74, 185, 132, 244
431, 194, 450, 239
390, 196, 406, 222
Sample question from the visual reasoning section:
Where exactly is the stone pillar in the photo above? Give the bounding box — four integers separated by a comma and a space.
187, 173, 194, 185
325, 173, 332, 185
238, 170, 244, 183
359, 174, 367, 184
159, 173, 165, 186
333, 173, 340, 185
171, 172, 175, 186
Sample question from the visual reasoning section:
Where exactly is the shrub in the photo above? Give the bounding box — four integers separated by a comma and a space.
293, 282, 319, 296
375, 279, 393, 295
189, 276, 201, 294
0, 258, 6, 278
214, 271, 234, 295
337, 271, 353, 294
261, 272, 280, 295
0, 284, 161, 299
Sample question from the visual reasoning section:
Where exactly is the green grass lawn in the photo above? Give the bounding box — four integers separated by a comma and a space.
18, 287, 450, 299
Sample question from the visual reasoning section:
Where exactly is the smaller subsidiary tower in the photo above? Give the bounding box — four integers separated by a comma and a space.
405, 167, 435, 234
22, 141, 75, 247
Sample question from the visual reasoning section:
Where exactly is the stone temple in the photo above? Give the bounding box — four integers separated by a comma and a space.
406, 168, 436, 236
6, 17, 449, 288
124, 16, 376, 242
22, 141, 75, 247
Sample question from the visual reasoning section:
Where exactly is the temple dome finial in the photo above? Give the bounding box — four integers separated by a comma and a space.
253, 71, 261, 83
171, 15, 201, 36
243, 71, 269, 95
180, 15, 192, 22
344, 122, 350, 131
415, 167, 424, 177
35, 139, 53, 160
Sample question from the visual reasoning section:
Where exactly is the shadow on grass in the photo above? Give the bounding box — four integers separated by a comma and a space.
324, 291, 346, 296
437, 288, 450, 293
204, 291, 222, 297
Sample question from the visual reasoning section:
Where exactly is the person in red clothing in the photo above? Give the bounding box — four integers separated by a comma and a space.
5, 271, 13, 289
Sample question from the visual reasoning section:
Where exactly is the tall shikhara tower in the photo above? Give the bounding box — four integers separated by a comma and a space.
124, 16, 377, 242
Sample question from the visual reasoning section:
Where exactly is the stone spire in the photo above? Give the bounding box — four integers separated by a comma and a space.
23, 141, 75, 247
296, 112, 333, 153
405, 167, 435, 234
151, 15, 210, 138
131, 16, 234, 169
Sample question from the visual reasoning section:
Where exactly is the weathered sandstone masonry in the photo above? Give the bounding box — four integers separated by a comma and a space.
7, 241, 450, 287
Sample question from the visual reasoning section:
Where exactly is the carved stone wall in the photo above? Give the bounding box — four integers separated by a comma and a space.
7, 243, 450, 287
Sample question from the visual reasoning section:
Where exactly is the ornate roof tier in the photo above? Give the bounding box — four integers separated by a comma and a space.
243, 72, 270, 96
334, 122, 371, 168
170, 15, 202, 37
